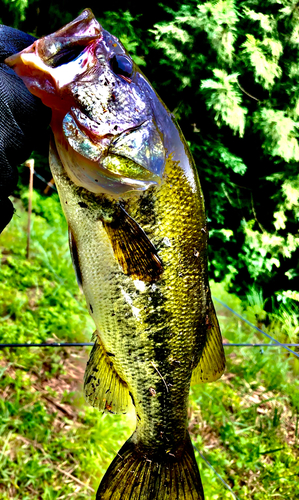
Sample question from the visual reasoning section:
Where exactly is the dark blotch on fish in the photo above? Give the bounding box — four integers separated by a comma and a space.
68, 228, 83, 290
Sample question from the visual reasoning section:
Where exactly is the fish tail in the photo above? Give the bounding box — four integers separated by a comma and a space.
96, 432, 204, 499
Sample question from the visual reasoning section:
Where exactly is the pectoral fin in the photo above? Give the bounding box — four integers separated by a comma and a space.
103, 206, 163, 282
84, 332, 131, 414
191, 299, 225, 384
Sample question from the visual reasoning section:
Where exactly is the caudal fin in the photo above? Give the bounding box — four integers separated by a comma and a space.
96, 432, 204, 499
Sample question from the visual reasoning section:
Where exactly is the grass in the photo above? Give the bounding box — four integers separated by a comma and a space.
0, 189, 298, 499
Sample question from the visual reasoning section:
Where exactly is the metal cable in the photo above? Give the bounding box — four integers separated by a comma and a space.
193, 444, 241, 500
213, 297, 299, 359
224, 343, 299, 347
0, 342, 298, 348
33, 170, 57, 191
0, 342, 94, 347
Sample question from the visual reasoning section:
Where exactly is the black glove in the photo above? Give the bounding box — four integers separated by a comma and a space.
0, 25, 51, 233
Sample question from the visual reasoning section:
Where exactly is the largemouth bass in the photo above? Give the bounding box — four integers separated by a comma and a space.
6, 10, 225, 499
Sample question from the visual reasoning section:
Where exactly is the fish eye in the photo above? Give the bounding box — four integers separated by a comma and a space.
109, 54, 133, 79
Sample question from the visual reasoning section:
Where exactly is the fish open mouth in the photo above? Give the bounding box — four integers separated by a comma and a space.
6, 8, 102, 68
5, 9, 102, 109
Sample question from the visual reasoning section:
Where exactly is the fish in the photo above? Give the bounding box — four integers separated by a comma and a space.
6, 9, 225, 499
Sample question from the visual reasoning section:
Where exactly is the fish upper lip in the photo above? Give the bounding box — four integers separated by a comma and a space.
51, 8, 101, 39
5, 8, 102, 76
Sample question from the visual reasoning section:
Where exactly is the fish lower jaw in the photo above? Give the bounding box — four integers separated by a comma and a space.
55, 141, 159, 196
52, 111, 163, 194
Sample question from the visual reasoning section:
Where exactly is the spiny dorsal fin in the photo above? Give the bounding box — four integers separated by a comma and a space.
191, 299, 225, 384
102, 206, 163, 283
84, 332, 131, 414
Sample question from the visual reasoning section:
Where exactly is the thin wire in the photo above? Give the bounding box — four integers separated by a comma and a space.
33, 171, 57, 191
193, 444, 241, 500
224, 343, 299, 347
213, 297, 299, 359
0, 342, 298, 348
0, 342, 94, 348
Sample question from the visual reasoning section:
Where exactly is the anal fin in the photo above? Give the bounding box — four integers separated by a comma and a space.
103, 206, 163, 282
84, 332, 131, 414
191, 299, 225, 384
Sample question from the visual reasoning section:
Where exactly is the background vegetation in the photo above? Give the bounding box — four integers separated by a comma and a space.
0, 1, 299, 499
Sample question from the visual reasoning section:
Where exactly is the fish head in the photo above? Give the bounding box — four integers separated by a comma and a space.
4, 9, 101, 111
5, 9, 167, 195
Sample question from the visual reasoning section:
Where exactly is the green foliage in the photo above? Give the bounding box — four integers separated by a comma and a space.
254, 108, 299, 161
0, 0, 28, 26
153, 0, 238, 68
241, 34, 283, 90
200, 69, 247, 136
0, 192, 93, 348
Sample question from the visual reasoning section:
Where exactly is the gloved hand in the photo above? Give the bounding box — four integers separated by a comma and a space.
0, 25, 51, 233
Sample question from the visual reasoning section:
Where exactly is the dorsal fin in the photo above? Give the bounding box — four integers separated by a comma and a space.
191, 299, 225, 384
